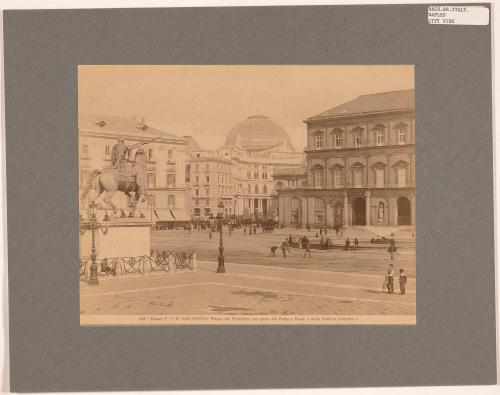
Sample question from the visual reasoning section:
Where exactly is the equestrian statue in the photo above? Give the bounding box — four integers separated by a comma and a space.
82, 136, 159, 216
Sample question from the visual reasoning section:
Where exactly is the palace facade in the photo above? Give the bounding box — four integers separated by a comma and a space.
79, 114, 191, 223
276, 89, 415, 228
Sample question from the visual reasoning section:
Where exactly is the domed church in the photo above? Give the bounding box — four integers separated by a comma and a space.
224, 115, 296, 157
186, 114, 304, 220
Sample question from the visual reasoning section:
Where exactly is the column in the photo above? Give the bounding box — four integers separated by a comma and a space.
301, 197, 308, 227
278, 196, 285, 225
326, 201, 333, 227
365, 190, 371, 226
307, 197, 316, 226
285, 198, 292, 225
343, 192, 349, 227
388, 197, 396, 226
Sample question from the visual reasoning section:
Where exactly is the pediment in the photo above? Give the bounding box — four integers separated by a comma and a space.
392, 160, 409, 167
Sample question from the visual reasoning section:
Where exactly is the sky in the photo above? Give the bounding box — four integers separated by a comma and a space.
78, 65, 414, 151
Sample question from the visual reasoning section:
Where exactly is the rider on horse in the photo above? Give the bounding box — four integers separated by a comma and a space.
111, 136, 145, 175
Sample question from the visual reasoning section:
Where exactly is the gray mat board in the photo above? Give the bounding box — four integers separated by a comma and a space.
3, 4, 496, 392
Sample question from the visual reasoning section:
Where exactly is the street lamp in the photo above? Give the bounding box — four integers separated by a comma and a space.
79, 201, 110, 285
216, 201, 226, 273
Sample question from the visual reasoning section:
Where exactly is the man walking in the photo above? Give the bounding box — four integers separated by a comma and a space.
281, 242, 288, 258
303, 240, 311, 258
388, 239, 396, 260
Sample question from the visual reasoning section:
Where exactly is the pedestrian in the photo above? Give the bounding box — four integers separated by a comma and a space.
303, 241, 311, 258
281, 242, 287, 258
270, 246, 277, 257
244, 227, 247, 234
354, 237, 359, 250
209, 228, 212, 239
253, 227, 256, 235
388, 239, 396, 260
345, 237, 350, 251
324, 227, 327, 235
320, 228, 323, 236
399, 268, 407, 295
386, 264, 394, 294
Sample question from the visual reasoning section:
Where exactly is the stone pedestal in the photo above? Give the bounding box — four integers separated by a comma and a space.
80, 218, 153, 259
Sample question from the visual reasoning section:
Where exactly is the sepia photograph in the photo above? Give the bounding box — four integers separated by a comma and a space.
78, 65, 416, 325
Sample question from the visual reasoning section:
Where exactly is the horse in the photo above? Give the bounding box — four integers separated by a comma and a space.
82, 149, 151, 216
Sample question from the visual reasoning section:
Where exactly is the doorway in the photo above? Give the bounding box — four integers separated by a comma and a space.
352, 197, 366, 225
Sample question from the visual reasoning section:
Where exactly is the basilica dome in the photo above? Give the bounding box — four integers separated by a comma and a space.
224, 115, 295, 155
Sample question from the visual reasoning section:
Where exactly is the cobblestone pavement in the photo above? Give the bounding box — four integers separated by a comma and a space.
80, 259, 416, 318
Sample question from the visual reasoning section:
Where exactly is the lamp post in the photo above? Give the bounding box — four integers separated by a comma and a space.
79, 201, 110, 285
216, 201, 226, 273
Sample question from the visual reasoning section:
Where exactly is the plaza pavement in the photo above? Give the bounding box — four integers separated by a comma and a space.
80, 258, 416, 318
150, 228, 416, 276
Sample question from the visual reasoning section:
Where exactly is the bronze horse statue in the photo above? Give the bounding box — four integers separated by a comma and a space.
82, 149, 151, 216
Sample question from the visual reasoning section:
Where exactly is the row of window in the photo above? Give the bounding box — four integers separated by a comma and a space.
245, 171, 269, 180
194, 186, 233, 197
313, 125, 409, 150
192, 163, 231, 173
312, 167, 408, 188
237, 184, 270, 195
275, 179, 304, 190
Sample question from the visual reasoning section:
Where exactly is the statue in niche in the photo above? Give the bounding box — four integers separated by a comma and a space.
378, 202, 385, 223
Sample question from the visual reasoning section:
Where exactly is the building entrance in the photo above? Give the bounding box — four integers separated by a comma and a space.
352, 197, 366, 225
397, 197, 411, 225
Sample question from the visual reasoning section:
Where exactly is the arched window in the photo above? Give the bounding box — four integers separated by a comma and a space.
332, 128, 343, 149
311, 165, 324, 188
395, 122, 408, 145
330, 165, 344, 188
313, 130, 324, 149
373, 124, 385, 146
263, 185, 268, 194
393, 161, 409, 186
351, 163, 364, 187
353, 126, 364, 148
371, 162, 386, 188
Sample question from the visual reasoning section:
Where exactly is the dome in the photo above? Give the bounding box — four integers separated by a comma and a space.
225, 115, 295, 154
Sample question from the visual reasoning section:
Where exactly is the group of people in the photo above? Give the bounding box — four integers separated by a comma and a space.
344, 237, 359, 251
243, 227, 258, 235
270, 235, 312, 258
384, 263, 407, 295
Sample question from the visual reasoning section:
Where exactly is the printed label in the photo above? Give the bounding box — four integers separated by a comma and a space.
428, 5, 489, 25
